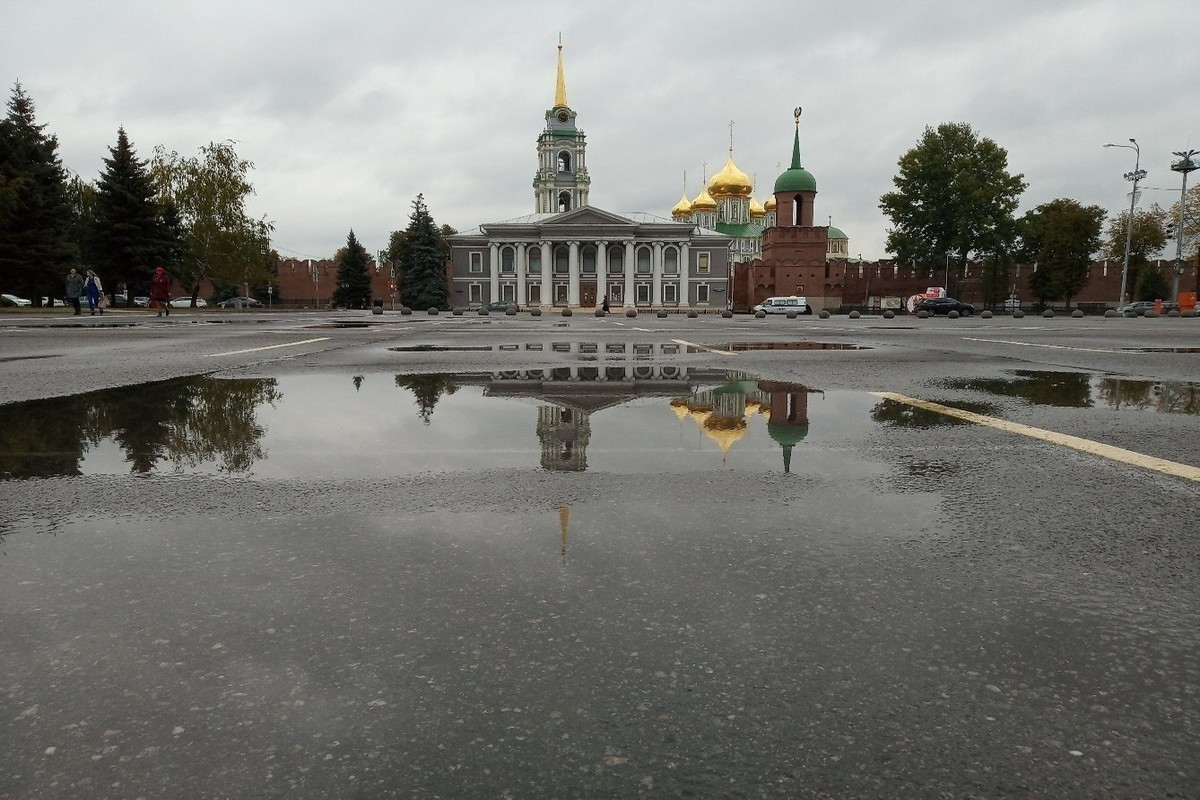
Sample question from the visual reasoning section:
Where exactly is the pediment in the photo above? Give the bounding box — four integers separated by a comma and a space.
543, 206, 634, 227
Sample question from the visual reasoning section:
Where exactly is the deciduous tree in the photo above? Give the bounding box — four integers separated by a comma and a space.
1101, 208, 1168, 302
151, 140, 271, 304
879, 122, 1026, 293
1018, 199, 1105, 308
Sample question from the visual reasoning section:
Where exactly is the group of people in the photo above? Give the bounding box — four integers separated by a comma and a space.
63, 266, 174, 316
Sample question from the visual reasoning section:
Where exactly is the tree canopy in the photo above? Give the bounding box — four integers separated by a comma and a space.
89, 127, 171, 300
333, 229, 372, 308
1018, 198, 1106, 307
879, 122, 1027, 292
0, 82, 75, 303
150, 140, 271, 302
398, 194, 450, 310
1101, 207, 1168, 301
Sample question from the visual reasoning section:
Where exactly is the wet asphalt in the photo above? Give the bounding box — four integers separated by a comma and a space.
1, 308, 1198, 798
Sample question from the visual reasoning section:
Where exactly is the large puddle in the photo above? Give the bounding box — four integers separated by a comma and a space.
0, 371, 887, 480
941, 370, 1200, 414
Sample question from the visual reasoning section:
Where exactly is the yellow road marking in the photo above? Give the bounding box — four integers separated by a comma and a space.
207, 337, 331, 357
961, 337, 1126, 354
672, 338, 736, 356
871, 391, 1200, 483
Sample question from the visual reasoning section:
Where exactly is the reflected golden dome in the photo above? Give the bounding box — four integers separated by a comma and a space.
691, 187, 717, 212
744, 398, 761, 414
671, 193, 693, 219
707, 156, 753, 198
670, 398, 691, 420
749, 196, 766, 218
703, 415, 748, 454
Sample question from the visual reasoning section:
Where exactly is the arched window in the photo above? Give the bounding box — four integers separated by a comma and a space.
528, 248, 541, 274
554, 245, 569, 274
501, 247, 515, 273
663, 247, 678, 274
636, 247, 652, 274
608, 246, 623, 274
558, 192, 571, 213
581, 246, 596, 274
558, 151, 571, 173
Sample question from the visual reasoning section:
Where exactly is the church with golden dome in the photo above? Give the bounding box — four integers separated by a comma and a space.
672, 112, 858, 309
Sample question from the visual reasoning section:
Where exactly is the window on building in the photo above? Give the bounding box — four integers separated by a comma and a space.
501, 284, 516, 302
554, 283, 568, 304
501, 247, 515, 273
469, 252, 483, 273
663, 283, 678, 304
696, 284, 710, 304
554, 246, 569, 274
558, 192, 571, 213
608, 246, 623, 274
468, 283, 482, 304
528, 248, 541, 274
636, 247, 651, 274
636, 283, 650, 304
528, 284, 541, 305
664, 248, 678, 274
581, 246, 596, 274
697, 252, 711, 274
558, 151, 571, 173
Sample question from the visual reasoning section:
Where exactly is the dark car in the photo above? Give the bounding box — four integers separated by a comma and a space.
915, 297, 974, 315
486, 301, 520, 312
217, 296, 264, 308
1122, 301, 1176, 316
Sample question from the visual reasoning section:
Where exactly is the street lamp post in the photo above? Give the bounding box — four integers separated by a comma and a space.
1170, 149, 1199, 303
1104, 139, 1146, 311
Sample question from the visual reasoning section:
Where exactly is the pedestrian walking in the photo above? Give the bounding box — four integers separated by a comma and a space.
601, 294, 610, 314
84, 269, 104, 315
150, 266, 172, 317
65, 268, 84, 315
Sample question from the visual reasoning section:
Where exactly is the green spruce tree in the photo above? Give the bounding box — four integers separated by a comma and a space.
399, 194, 449, 310
333, 229, 372, 308
90, 128, 168, 304
0, 82, 76, 305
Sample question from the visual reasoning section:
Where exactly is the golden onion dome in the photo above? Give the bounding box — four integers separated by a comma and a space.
763, 195, 776, 212
749, 196, 766, 218
671, 193, 693, 219
691, 187, 717, 212
703, 416, 748, 454
707, 156, 753, 198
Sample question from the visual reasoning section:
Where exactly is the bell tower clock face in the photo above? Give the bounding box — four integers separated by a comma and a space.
556, 110, 570, 123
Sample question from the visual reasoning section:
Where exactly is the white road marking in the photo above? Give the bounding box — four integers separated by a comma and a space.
206, 337, 331, 357
672, 338, 736, 356
871, 391, 1200, 483
961, 336, 1126, 354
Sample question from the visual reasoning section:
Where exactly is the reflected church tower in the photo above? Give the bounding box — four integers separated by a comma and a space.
537, 406, 591, 471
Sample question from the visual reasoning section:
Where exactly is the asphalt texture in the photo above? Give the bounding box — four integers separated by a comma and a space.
1, 307, 1198, 798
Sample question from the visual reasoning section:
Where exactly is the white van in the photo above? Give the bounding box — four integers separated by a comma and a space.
752, 296, 809, 314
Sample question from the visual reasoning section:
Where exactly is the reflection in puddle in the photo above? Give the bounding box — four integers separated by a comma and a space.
870, 398, 996, 428
720, 342, 869, 351
943, 370, 1200, 415
0, 371, 878, 479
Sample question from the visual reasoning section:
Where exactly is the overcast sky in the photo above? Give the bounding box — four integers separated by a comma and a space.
3, 0, 1197, 262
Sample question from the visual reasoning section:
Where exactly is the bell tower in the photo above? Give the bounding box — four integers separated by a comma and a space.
534, 39, 590, 214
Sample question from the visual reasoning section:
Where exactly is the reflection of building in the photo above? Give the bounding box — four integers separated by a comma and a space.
447, 43, 732, 312
537, 406, 590, 471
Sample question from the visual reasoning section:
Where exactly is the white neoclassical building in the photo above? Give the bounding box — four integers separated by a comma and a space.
447, 43, 731, 311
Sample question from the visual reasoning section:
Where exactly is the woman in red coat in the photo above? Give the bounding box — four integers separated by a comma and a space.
150, 266, 172, 317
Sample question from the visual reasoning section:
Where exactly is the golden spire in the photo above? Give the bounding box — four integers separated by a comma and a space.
554, 36, 568, 108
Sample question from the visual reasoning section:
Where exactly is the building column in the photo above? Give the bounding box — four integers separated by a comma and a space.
596, 241, 608, 304
568, 241, 580, 306
680, 242, 690, 307
624, 240, 635, 307
539, 241, 550, 308
652, 242, 663, 306
516, 243, 528, 305
489, 242, 500, 303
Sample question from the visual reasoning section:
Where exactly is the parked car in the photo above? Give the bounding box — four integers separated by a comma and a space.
1122, 301, 1176, 316
1, 293, 32, 307
133, 296, 151, 307
486, 301, 520, 312
217, 296, 263, 308
914, 297, 974, 315
168, 296, 208, 308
